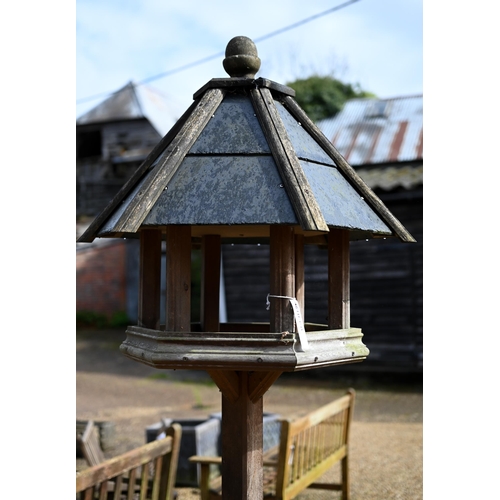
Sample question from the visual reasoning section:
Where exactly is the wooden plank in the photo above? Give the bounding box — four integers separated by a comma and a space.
112, 475, 123, 500
270, 226, 295, 334
221, 371, 263, 500
77, 98, 202, 243
112, 88, 226, 234
250, 87, 328, 233
328, 229, 350, 330
165, 225, 191, 332
288, 394, 352, 434
138, 228, 162, 330
281, 95, 416, 243
201, 235, 221, 332
127, 469, 136, 500
78, 420, 105, 466
159, 424, 182, 500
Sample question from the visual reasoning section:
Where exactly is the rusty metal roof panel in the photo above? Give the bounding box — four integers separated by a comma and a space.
316, 95, 423, 166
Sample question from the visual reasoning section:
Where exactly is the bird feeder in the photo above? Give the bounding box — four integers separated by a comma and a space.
78, 36, 414, 499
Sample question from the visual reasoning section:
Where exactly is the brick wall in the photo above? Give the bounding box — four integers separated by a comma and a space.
76, 240, 127, 318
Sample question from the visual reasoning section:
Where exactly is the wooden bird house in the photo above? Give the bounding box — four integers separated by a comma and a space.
77, 36, 414, 498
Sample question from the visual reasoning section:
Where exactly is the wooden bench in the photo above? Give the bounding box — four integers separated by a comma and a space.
78, 420, 107, 467
76, 423, 182, 500
190, 389, 355, 500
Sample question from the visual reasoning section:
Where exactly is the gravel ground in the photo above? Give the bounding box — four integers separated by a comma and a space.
76, 329, 423, 500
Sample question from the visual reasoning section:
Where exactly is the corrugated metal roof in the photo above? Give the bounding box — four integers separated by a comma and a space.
76, 81, 183, 137
317, 95, 423, 166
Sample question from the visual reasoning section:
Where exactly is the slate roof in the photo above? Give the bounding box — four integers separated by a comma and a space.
78, 51, 414, 244
77, 81, 183, 137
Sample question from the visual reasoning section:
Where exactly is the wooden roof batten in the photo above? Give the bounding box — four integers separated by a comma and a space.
78, 36, 414, 244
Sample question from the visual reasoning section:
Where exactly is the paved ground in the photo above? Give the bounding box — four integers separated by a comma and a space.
76, 329, 423, 499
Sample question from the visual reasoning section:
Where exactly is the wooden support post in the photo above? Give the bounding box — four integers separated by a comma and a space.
165, 225, 191, 332
201, 235, 221, 332
328, 229, 350, 329
221, 371, 263, 500
138, 229, 162, 330
295, 234, 305, 322
270, 226, 295, 334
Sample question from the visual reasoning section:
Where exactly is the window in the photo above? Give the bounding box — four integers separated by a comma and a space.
77, 130, 102, 159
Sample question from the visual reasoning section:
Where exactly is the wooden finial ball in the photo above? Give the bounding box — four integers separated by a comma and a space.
223, 36, 261, 78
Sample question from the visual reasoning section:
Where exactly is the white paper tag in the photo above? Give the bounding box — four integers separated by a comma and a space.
289, 298, 308, 352
266, 294, 309, 352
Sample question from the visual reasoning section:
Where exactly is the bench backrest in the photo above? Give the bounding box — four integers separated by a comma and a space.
76, 423, 182, 500
275, 389, 355, 500
78, 420, 106, 466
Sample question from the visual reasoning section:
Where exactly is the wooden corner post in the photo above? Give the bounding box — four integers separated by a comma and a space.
270, 225, 295, 334
138, 228, 162, 330
201, 234, 221, 332
328, 228, 350, 329
165, 225, 191, 332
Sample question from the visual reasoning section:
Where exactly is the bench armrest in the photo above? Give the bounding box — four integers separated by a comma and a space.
189, 455, 222, 465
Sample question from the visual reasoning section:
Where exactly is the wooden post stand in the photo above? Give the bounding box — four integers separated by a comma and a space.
207, 370, 282, 500
221, 371, 263, 500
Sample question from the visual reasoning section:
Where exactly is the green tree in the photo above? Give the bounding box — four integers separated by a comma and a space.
286, 75, 375, 122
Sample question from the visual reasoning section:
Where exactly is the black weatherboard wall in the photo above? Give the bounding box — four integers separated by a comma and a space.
222, 188, 422, 374
223, 93, 423, 374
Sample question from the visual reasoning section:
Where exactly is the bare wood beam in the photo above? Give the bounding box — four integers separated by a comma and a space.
165, 225, 191, 332
138, 229, 162, 330
328, 229, 350, 329
201, 235, 221, 332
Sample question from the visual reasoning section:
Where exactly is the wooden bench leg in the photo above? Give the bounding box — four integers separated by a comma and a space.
199, 462, 212, 500
341, 455, 350, 500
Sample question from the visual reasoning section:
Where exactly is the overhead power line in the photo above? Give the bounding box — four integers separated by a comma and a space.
76, 0, 360, 105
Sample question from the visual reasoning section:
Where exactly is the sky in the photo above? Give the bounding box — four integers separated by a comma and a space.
76, 0, 423, 120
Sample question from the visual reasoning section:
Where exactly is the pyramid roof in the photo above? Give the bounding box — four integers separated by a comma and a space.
78, 46, 414, 244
